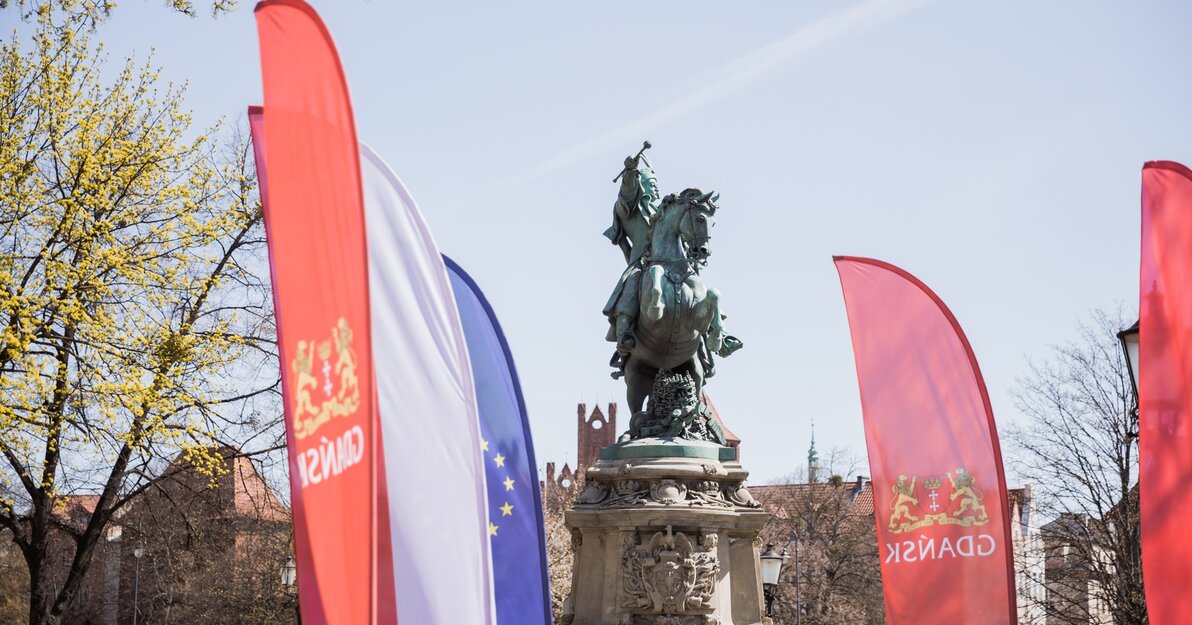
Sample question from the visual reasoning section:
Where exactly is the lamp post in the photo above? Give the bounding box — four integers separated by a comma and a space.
132, 547, 144, 625
760, 542, 791, 621
787, 539, 802, 625
1118, 320, 1140, 439
281, 557, 297, 589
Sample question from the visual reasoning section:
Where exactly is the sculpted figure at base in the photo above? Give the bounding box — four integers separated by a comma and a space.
602, 143, 742, 443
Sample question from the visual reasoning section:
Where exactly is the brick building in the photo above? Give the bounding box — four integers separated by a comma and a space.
542, 402, 616, 497
0, 449, 296, 625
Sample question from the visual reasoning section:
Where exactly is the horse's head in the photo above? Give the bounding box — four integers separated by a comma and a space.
660, 188, 719, 261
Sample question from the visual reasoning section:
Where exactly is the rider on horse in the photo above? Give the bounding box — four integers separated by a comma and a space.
603, 152, 660, 373
602, 147, 742, 383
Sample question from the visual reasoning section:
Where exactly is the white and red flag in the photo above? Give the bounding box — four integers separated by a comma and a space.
1138, 160, 1192, 624
834, 257, 1017, 625
361, 144, 496, 625
251, 1, 494, 623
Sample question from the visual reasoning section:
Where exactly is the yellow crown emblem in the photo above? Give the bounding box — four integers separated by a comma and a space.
289, 318, 361, 439
887, 468, 991, 534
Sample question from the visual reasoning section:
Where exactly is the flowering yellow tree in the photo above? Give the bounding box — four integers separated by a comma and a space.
1, 0, 237, 21
0, 9, 277, 625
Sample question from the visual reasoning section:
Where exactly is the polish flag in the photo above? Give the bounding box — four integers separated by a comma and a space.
251, 2, 494, 623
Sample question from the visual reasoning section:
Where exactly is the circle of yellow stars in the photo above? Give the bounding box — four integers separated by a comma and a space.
482, 437, 516, 537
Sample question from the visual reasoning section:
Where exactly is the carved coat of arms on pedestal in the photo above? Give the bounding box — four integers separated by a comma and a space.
620, 526, 720, 624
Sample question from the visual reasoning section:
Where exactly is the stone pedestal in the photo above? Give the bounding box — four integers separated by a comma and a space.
562, 438, 771, 625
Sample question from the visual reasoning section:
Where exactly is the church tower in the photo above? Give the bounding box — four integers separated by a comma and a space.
807, 421, 820, 483
577, 403, 616, 469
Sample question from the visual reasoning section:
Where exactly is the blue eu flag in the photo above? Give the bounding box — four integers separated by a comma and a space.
444, 256, 552, 625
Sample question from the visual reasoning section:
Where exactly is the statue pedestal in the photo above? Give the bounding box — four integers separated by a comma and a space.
563, 438, 771, 625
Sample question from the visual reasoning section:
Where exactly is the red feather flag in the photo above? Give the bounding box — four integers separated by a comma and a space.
253, 2, 379, 622
834, 257, 1016, 625
1139, 160, 1192, 624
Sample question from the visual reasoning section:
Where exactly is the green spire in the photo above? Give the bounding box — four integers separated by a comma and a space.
808, 419, 819, 466
807, 419, 820, 482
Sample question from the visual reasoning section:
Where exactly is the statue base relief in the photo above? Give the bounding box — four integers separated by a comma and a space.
562, 438, 771, 625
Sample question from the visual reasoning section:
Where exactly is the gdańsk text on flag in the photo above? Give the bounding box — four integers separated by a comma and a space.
1139, 160, 1192, 625
251, 2, 495, 623
252, 1, 377, 621
834, 257, 1016, 625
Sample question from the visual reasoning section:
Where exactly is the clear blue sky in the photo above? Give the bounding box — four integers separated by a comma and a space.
8, 0, 1191, 484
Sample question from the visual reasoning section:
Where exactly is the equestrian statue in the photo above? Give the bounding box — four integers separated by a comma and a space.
602, 142, 742, 444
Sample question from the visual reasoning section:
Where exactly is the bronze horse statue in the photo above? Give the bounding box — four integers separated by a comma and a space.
620, 188, 728, 416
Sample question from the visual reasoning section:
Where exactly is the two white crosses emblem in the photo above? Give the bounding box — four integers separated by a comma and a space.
322, 359, 334, 396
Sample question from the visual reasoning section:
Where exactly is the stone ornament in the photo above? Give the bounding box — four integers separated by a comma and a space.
575, 473, 758, 511
577, 482, 608, 505
725, 482, 762, 508
686, 480, 731, 508
593, 479, 648, 507
620, 526, 719, 619
616, 479, 643, 494
649, 479, 688, 505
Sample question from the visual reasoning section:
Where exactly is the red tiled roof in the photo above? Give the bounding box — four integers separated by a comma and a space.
750, 480, 875, 518
51, 494, 103, 529
229, 455, 289, 522
701, 393, 739, 448
57, 494, 101, 515
42, 451, 288, 537
853, 482, 874, 516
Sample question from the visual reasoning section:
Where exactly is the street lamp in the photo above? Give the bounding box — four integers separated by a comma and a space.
1118, 320, 1140, 440
1119, 320, 1140, 406
760, 543, 789, 619
132, 547, 144, 625
281, 557, 297, 588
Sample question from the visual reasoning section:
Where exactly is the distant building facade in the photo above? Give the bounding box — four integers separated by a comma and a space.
543, 402, 617, 498
1010, 486, 1046, 625
1040, 513, 1114, 625
1, 449, 296, 625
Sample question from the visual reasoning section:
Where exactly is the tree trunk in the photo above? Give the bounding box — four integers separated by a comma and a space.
27, 553, 52, 625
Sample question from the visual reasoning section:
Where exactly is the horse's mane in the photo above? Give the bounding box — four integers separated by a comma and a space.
651, 188, 717, 223
659, 188, 718, 214
640, 188, 719, 263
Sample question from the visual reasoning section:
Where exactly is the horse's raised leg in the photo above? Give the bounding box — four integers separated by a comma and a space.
705, 287, 726, 352
645, 265, 665, 321
624, 357, 655, 416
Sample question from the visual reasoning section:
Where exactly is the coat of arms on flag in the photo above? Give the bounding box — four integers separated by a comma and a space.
888, 468, 990, 534
289, 317, 362, 439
